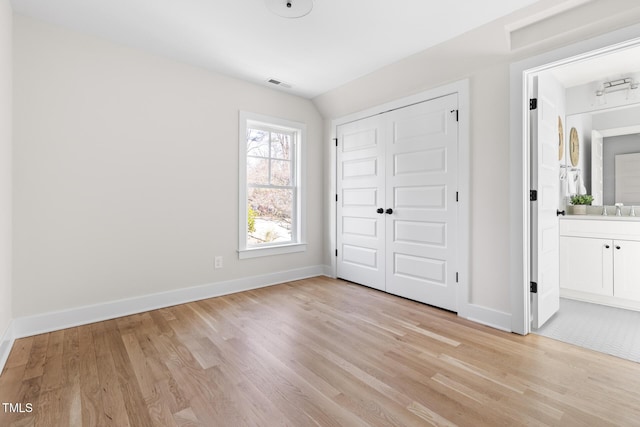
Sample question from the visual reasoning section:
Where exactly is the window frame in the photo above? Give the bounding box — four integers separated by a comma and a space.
238, 111, 306, 259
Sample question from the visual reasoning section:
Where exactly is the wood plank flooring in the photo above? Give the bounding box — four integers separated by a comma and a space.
2, 276, 640, 426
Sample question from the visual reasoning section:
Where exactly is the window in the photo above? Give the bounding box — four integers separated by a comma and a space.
238, 112, 306, 258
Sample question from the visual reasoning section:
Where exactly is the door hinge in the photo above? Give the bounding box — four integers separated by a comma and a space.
456, 272, 459, 283
529, 98, 538, 110
450, 109, 459, 122
335, 249, 338, 257
530, 190, 537, 201
530, 281, 538, 293
334, 138, 338, 147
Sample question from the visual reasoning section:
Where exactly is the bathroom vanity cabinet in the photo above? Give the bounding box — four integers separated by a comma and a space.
560, 217, 640, 309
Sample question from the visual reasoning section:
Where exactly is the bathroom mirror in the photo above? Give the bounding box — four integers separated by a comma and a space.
566, 103, 640, 206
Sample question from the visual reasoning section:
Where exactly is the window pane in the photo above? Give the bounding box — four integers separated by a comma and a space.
271, 160, 291, 186
271, 132, 291, 160
247, 157, 268, 185
247, 129, 269, 157
248, 187, 293, 245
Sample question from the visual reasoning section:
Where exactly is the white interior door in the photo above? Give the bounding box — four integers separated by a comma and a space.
384, 94, 459, 311
531, 74, 563, 329
336, 115, 386, 291
592, 130, 604, 205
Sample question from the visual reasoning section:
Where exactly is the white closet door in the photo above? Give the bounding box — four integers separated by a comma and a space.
336, 115, 386, 291
384, 94, 459, 311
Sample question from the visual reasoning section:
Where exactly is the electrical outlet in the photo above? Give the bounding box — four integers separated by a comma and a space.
214, 256, 223, 269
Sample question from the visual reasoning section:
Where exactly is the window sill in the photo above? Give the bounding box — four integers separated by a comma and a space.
238, 243, 307, 259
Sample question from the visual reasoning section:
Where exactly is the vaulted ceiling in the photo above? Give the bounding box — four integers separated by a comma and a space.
11, 0, 538, 98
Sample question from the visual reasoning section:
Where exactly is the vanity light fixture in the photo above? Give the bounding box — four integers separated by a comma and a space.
595, 77, 639, 96
265, 0, 314, 18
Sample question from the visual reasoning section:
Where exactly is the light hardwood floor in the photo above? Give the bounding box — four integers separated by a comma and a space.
1, 277, 640, 426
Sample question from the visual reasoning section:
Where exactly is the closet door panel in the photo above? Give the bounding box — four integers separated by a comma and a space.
336, 115, 386, 291
385, 94, 459, 311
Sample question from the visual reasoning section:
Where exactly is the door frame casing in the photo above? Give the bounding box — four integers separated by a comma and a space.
329, 79, 470, 318
509, 25, 640, 335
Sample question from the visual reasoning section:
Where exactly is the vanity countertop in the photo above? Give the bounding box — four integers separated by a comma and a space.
560, 214, 640, 240
561, 215, 640, 221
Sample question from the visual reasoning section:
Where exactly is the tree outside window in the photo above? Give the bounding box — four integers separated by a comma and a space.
246, 127, 295, 245
238, 112, 305, 258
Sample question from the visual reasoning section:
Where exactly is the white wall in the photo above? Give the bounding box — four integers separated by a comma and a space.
13, 16, 325, 317
0, 0, 12, 341
314, 1, 640, 318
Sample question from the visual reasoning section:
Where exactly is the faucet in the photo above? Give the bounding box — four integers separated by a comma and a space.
615, 203, 623, 216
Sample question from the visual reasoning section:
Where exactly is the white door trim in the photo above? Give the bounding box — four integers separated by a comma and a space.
329, 79, 470, 318
509, 24, 640, 335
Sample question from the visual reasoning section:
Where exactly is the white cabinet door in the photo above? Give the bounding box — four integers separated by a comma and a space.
560, 236, 613, 296
613, 240, 640, 301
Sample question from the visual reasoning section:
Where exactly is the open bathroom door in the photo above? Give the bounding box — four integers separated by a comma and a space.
530, 73, 563, 329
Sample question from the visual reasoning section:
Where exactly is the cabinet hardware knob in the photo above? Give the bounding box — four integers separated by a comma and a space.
376, 208, 384, 214
385, 208, 393, 214
616, 246, 621, 250
605, 245, 610, 248
557, 209, 566, 216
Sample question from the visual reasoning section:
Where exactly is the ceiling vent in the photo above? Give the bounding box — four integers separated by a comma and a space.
267, 78, 292, 89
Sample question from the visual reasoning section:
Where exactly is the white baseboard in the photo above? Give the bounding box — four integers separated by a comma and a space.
0, 320, 15, 375
12, 265, 327, 339
561, 289, 640, 312
462, 303, 512, 332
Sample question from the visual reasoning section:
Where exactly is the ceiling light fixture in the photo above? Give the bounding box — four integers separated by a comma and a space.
264, 0, 313, 19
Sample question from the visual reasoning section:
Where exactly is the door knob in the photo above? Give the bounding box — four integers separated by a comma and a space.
376, 208, 384, 214
557, 210, 566, 216
385, 208, 393, 214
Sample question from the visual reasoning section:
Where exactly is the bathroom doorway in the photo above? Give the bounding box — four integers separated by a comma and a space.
512, 25, 640, 361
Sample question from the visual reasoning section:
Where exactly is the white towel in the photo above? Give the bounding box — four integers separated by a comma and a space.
577, 172, 587, 195
567, 170, 577, 195
560, 170, 568, 200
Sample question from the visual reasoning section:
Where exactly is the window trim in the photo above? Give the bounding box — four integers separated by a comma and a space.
238, 111, 306, 259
